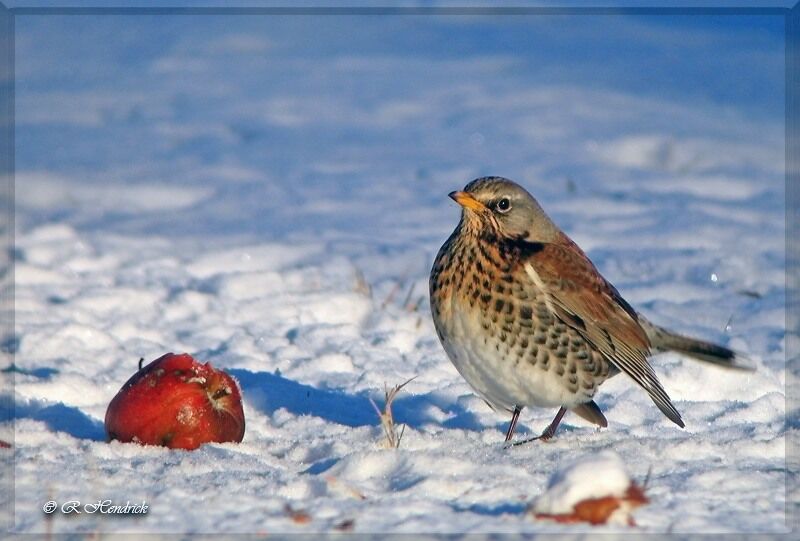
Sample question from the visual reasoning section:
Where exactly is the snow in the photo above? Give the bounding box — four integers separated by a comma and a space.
530, 451, 636, 518
3, 5, 788, 536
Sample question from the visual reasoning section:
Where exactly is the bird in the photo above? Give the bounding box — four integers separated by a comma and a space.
429, 176, 753, 444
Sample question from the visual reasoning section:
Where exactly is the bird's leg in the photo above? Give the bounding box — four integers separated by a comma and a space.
539, 406, 567, 441
504, 406, 522, 442
508, 407, 568, 447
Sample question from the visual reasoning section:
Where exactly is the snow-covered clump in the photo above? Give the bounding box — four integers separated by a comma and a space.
530, 451, 648, 526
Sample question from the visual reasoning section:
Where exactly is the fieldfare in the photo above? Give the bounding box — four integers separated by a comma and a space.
429, 176, 752, 443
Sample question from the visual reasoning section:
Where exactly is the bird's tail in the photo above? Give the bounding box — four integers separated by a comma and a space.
638, 316, 755, 370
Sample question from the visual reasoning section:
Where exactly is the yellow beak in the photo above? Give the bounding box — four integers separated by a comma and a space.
449, 191, 485, 212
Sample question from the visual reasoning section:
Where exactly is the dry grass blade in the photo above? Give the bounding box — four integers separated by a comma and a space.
401, 281, 417, 310
381, 279, 404, 309
406, 294, 425, 313
353, 267, 372, 297
324, 475, 366, 500
369, 376, 416, 448
641, 465, 653, 491
381, 266, 417, 309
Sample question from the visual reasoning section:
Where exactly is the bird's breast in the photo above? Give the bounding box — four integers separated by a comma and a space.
430, 230, 609, 409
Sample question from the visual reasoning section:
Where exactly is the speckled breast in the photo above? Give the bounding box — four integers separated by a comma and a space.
430, 228, 609, 411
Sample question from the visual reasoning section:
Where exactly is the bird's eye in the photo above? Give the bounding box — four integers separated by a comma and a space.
496, 198, 511, 213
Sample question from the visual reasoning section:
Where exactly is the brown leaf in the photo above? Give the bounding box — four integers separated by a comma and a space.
284, 503, 311, 525
534, 482, 648, 526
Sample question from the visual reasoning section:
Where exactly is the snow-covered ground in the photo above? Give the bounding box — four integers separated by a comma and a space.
3, 5, 788, 535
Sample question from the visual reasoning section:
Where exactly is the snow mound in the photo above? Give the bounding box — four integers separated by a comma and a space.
530, 451, 647, 526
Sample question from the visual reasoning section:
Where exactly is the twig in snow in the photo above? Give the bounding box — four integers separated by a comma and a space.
369, 376, 416, 448
406, 294, 425, 313
401, 281, 416, 310
642, 465, 653, 491
325, 475, 366, 500
353, 267, 372, 297
381, 279, 404, 309
381, 266, 416, 309
724, 314, 734, 333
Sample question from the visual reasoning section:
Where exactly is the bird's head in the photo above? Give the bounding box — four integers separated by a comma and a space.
449, 176, 559, 243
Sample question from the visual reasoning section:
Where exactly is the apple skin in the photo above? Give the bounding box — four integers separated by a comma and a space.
105, 353, 245, 450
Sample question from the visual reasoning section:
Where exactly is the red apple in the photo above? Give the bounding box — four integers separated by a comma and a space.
105, 353, 245, 450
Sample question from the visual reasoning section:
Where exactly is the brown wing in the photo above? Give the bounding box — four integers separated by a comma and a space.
527, 239, 684, 428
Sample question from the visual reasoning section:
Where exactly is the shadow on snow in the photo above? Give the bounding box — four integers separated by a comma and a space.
229, 368, 489, 434
11, 400, 106, 441
5, 368, 500, 443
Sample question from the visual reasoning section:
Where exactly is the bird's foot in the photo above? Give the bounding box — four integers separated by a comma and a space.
503, 407, 565, 448
539, 424, 558, 441
504, 428, 556, 449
